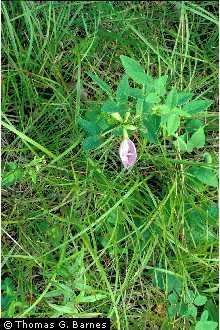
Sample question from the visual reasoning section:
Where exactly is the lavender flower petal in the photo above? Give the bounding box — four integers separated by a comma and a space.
119, 138, 137, 169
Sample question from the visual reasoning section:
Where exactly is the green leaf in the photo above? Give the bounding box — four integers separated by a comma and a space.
166, 113, 180, 136
155, 104, 170, 115
136, 99, 144, 116
145, 93, 161, 103
203, 152, 212, 164
128, 88, 144, 99
44, 289, 64, 298
187, 166, 218, 188
78, 117, 100, 135
143, 101, 153, 114
101, 100, 127, 114
97, 117, 110, 131
174, 135, 187, 152
185, 290, 195, 304
168, 292, 178, 305
101, 100, 119, 113
142, 114, 161, 143
176, 91, 193, 105
168, 305, 177, 318
183, 100, 213, 114
187, 304, 197, 318
153, 75, 168, 97
48, 226, 63, 246
187, 127, 205, 152
85, 108, 100, 121
74, 293, 107, 303
120, 55, 151, 85
2, 164, 24, 188
195, 321, 218, 330
82, 136, 102, 151
87, 72, 112, 97
165, 88, 178, 109
112, 127, 123, 137
194, 295, 207, 306
185, 119, 203, 133
205, 299, 218, 322
178, 302, 189, 317
200, 310, 209, 321
116, 74, 129, 104
48, 302, 78, 316
175, 108, 192, 118
152, 270, 183, 293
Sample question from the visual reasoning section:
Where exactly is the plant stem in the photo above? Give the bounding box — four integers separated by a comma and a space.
123, 128, 128, 139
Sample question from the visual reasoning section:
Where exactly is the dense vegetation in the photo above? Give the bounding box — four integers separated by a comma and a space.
2, 1, 218, 329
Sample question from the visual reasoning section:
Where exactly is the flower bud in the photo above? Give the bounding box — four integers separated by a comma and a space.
111, 112, 123, 122
119, 138, 137, 169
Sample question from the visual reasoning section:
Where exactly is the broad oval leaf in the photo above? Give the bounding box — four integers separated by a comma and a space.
165, 88, 178, 109
101, 99, 127, 114
2, 164, 24, 188
200, 310, 209, 322
78, 117, 100, 135
174, 136, 188, 152
185, 119, 203, 133
187, 127, 205, 152
166, 113, 180, 136
195, 321, 218, 330
120, 55, 151, 85
168, 305, 177, 318
185, 290, 195, 304
187, 166, 218, 188
176, 91, 194, 105
82, 135, 102, 151
145, 93, 161, 104
143, 101, 154, 114
168, 292, 178, 305
194, 295, 207, 306
142, 114, 161, 143
187, 304, 197, 318
153, 75, 168, 97
183, 100, 213, 114
116, 74, 129, 104
101, 100, 118, 113
128, 88, 144, 99
136, 99, 144, 116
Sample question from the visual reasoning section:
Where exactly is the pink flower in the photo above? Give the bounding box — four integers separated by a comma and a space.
119, 138, 137, 169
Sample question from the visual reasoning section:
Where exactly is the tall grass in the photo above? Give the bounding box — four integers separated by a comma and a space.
1, 1, 218, 329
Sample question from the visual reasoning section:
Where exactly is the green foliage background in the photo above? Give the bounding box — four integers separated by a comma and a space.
1, 1, 218, 329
